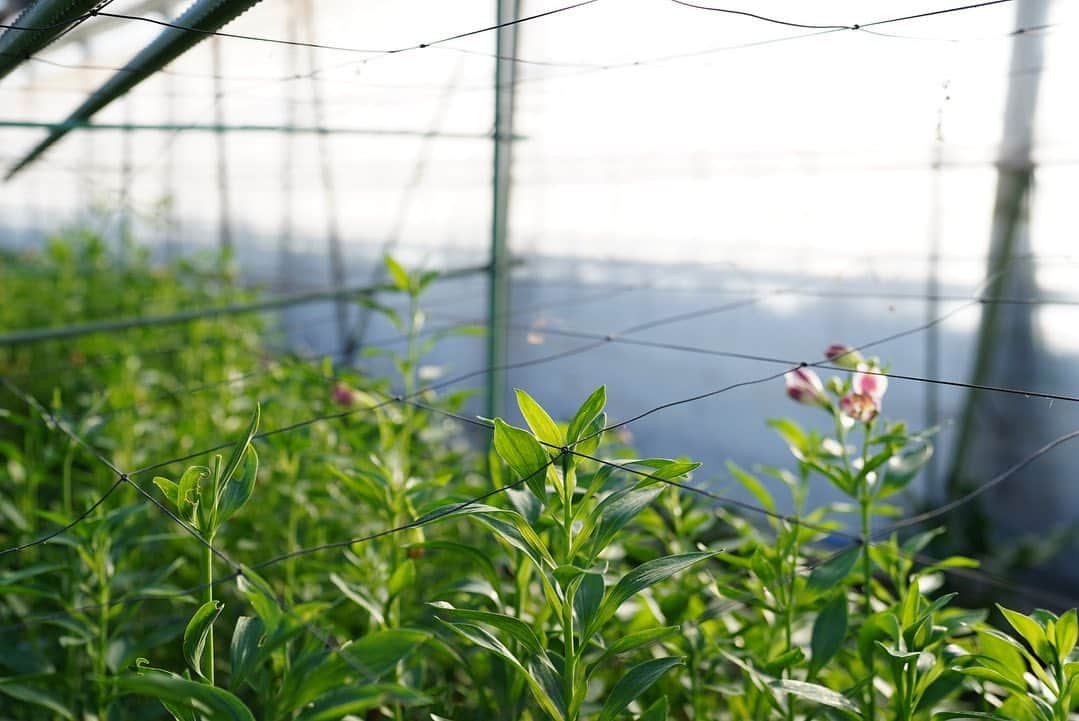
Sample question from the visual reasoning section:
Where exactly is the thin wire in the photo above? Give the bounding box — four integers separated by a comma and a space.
0, 477, 124, 557
493, 323, 1079, 406
390, 391, 1079, 610
92, 0, 602, 56
666, 0, 852, 30
880, 430, 1079, 534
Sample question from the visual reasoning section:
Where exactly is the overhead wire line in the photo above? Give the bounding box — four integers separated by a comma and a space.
385, 391, 1079, 611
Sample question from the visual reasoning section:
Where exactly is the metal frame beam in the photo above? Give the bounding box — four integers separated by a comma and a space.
0, 0, 102, 82
4, 0, 267, 180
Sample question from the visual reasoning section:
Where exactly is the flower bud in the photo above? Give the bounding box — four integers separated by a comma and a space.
824, 343, 864, 370
784, 367, 828, 407
331, 382, 356, 407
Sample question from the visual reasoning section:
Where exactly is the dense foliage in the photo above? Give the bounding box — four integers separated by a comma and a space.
1, 235, 1075, 721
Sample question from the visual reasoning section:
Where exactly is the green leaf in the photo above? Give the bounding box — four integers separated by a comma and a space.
998, 605, 1053, 663
574, 412, 608, 457
573, 572, 605, 640
114, 672, 255, 721
566, 386, 606, 446
588, 552, 716, 638
219, 404, 260, 492
727, 461, 775, 515
217, 445, 258, 526
430, 602, 547, 657
878, 444, 933, 499
638, 696, 669, 721
807, 545, 860, 593
809, 594, 848, 677
388, 559, 417, 599
588, 485, 663, 560
183, 600, 224, 680
767, 418, 808, 458
590, 627, 681, 677
493, 418, 551, 500
153, 476, 180, 509
237, 568, 283, 634
441, 622, 564, 720
329, 574, 385, 626
932, 713, 1015, 721
228, 616, 263, 689
1056, 609, 1078, 659
769, 679, 859, 714
596, 656, 683, 721
384, 255, 411, 292
0, 679, 74, 720
338, 629, 430, 683
177, 466, 208, 522
515, 389, 562, 450
295, 684, 431, 721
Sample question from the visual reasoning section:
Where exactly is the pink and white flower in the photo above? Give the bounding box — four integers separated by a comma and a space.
839, 392, 879, 422
852, 364, 887, 403
785, 367, 828, 407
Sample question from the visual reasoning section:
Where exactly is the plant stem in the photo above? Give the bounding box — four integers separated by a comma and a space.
562, 455, 577, 718
860, 490, 874, 721
202, 539, 215, 686
97, 550, 110, 719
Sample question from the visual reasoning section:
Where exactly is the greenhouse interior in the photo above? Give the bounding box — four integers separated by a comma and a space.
2, 0, 1079, 719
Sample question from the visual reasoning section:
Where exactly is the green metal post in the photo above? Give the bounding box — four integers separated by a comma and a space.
212, 37, 232, 252
486, 0, 520, 420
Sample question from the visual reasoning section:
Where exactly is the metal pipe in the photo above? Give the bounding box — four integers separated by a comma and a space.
0, 263, 495, 347
486, 0, 521, 420
4, 0, 269, 180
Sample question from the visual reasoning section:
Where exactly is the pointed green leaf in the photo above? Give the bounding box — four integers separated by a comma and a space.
596, 656, 683, 721
430, 602, 546, 657
727, 461, 775, 515
218, 446, 258, 526
807, 545, 860, 593
228, 616, 264, 689
295, 684, 431, 721
384, 255, 411, 292
219, 405, 260, 493
998, 605, 1053, 663
769, 679, 859, 713
1056, 608, 1078, 659
237, 568, 283, 634
183, 600, 224, 680
809, 594, 848, 677
493, 419, 551, 500
114, 672, 255, 721
440, 622, 564, 720
589, 552, 716, 638
153, 476, 180, 510
573, 572, 605, 641
337, 629, 430, 684
588, 485, 663, 560
515, 389, 562, 450
0, 680, 74, 720
566, 386, 606, 446
590, 627, 681, 678
638, 696, 669, 721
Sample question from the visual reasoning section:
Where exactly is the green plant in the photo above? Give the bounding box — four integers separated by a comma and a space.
433, 387, 716, 720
